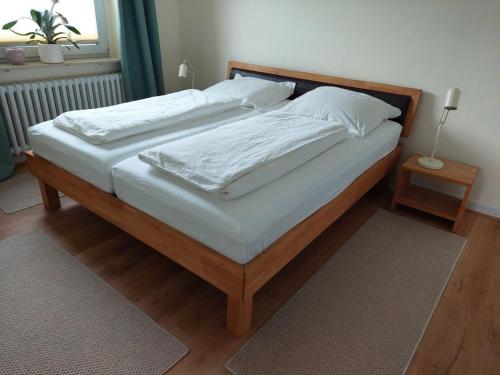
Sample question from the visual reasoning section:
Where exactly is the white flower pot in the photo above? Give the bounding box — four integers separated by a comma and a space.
38, 44, 64, 64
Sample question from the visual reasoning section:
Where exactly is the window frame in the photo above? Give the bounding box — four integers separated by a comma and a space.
0, 0, 109, 61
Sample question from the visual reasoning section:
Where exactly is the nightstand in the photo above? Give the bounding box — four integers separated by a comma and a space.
390, 153, 479, 233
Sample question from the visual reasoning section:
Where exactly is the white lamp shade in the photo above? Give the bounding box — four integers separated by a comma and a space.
178, 63, 188, 78
444, 86, 460, 110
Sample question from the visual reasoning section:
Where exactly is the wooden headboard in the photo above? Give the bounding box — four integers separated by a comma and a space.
227, 61, 421, 137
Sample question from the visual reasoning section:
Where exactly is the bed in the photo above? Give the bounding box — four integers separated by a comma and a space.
113, 120, 402, 264
27, 61, 421, 337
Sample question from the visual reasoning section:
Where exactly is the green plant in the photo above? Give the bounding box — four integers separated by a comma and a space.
2, 0, 81, 49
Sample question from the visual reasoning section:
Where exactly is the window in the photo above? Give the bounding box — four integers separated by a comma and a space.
0, 0, 109, 60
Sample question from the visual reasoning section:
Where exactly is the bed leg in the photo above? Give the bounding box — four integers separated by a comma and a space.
38, 179, 61, 209
227, 294, 253, 338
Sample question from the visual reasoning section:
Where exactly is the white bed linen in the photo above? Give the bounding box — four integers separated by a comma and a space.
139, 112, 347, 199
112, 120, 402, 264
29, 101, 290, 192
54, 90, 241, 144
204, 74, 295, 110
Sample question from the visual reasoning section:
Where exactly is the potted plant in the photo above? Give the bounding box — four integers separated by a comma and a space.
2, 0, 81, 64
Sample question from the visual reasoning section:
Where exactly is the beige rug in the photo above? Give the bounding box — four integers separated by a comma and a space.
0, 172, 63, 214
0, 231, 188, 374
227, 209, 465, 375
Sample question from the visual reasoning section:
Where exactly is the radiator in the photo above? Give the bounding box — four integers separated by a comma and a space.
0, 73, 125, 155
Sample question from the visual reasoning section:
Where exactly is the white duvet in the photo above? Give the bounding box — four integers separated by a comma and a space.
139, 110, 348, 199
53, 89, 241, 144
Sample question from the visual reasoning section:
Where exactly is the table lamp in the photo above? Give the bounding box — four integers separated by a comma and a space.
178, 59, 195, 89
417, 86, 461, 170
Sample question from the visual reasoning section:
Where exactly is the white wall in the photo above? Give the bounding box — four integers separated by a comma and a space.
155, 0, 182, 93
161, 0, 500, 216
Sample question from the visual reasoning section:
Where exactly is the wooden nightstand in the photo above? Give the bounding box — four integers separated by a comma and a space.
390, 153, 479, 233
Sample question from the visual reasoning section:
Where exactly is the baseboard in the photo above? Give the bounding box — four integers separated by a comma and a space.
467, 201, 500, 219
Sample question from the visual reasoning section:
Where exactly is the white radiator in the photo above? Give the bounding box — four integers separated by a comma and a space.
0, 73, 125, 155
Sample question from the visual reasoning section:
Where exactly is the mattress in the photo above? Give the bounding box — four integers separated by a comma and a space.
28, 101, 289, 192
112, 120, 402, 265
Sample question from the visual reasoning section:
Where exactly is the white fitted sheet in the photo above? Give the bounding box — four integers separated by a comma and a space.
112, 120, 402, 264
28, 101, 289, 192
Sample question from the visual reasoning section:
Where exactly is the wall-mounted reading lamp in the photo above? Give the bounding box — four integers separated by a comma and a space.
178, 59, 195, 89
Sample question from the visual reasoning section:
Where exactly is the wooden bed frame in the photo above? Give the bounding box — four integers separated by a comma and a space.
27, 61, 421, 337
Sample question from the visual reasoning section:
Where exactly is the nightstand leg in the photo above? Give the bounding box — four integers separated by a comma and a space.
390, 169, 410, 211
453, 185, 472, 233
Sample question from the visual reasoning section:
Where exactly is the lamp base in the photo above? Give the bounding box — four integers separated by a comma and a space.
417, 156, 444, 170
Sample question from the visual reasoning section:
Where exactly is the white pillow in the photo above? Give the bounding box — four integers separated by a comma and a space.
204, 74, 295, 110
283, 86, 401, 137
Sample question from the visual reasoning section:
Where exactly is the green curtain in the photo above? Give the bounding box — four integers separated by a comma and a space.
117, 0, 165, 101
0, 112, 14, 181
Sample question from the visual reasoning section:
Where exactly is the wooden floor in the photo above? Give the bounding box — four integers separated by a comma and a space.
1, 174, 499, 374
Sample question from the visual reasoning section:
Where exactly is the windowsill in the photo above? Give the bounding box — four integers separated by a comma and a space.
0, 57, 120, 72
